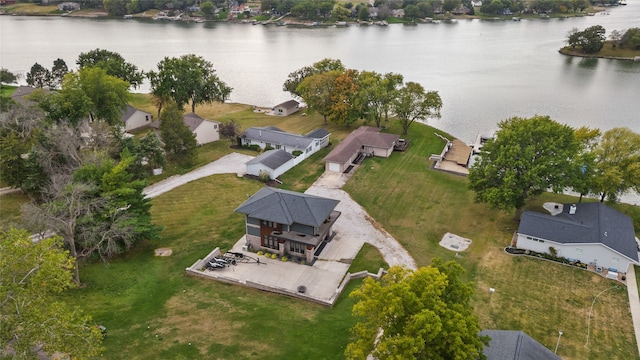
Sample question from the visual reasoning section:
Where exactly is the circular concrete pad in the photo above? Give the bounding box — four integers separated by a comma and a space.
438, 232, 472, 252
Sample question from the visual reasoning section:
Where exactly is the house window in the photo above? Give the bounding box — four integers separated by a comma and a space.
262, 220, 278, 229
612, 257, 620, 263
246, 139, 251, 144
276, 144, 281, 150
262, 235, 278, 249
289, 242, 305, 254
306, 147, 311, 153
214, 124, 218, 129
576, 248, 583, 254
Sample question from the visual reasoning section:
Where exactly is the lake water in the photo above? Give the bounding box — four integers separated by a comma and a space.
1, 6, 639, 204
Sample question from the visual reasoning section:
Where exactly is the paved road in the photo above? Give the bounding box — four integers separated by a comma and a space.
626, 264, 640, 357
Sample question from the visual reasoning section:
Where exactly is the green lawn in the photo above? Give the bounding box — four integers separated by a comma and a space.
343, 122, 639, 360
3, 94, 638, 359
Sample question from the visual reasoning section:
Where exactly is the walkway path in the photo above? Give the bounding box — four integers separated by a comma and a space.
626, 263, 640, 356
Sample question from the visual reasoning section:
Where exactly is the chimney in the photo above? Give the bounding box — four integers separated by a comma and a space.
569, 204, 577, 215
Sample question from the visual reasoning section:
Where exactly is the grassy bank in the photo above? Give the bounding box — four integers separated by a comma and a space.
560, 42, 640, 60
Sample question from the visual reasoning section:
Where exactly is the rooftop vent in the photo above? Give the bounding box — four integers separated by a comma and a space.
569, 204, 577, 215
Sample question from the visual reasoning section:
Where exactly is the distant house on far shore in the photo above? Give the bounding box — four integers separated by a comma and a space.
273, 100, 300, 116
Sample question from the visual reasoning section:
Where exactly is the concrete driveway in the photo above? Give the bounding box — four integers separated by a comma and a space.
143, 153, 254, 198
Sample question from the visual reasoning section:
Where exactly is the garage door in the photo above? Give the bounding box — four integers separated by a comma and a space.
328, 162, 341, 173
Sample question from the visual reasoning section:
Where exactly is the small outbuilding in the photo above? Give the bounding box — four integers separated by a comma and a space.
245, 150, 295, 179
273, 100, 300, 116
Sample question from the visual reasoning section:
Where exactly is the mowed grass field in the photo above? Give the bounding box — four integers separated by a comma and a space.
2, 95, 638, 359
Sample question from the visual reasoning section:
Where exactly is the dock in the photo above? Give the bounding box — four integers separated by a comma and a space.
429, 134, 472, 176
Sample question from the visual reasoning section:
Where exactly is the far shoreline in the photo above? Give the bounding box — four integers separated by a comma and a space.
559, 47, 640, 62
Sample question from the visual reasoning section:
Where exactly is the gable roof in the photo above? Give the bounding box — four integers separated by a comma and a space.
240, 126, 314, 149
324, 126, 400, 163
149, 112, 217, 131
274, 99, 299, 111
480, 330, 561, 360
518, 203, 638, 261
235, 187, 339, 227
121, 104, 150, 122
246, 149, 294, 170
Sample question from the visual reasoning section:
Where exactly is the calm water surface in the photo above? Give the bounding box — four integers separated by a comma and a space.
1, 6, 639, 203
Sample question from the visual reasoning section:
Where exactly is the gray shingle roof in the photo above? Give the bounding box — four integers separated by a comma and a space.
121, 104, 151, 123
235, 187, 339, 227
149, 112, 217, 131
480, 330, 561, 360
305, 128, 330, 139
246, 149, 294, 170
518, 202, 638, 261
274, 99, 299, 111
240, 126, 314, 149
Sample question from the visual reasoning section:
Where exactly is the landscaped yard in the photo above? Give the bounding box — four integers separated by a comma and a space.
2, 96, 638, 359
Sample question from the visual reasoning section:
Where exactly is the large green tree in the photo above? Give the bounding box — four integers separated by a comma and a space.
297, 70, 340, 125
592, 127, 640, 202
0, 105, 44, 189
50, 58, 69, 89
283, 58, 345, 99
0, 228, 103, 359
392, 81, 442, 135
158, 102, 197, 163
147, 54, 231, 115
45, 67, 130, 126
77, 48, 144, 89
468, 115, 580, 220
357, 71, 404, 128
567, 25, 606, 54
0, 68, 17, 86
346, 261, 488, 360
26, 62, 52, 89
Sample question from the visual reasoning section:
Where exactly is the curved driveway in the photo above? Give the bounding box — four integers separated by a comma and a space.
144, 152, 417, 270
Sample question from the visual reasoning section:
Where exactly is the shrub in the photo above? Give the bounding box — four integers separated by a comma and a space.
281, 256, 288, 262
264, 145, 274, 151
258, 170, 271, 183
271, 253, 278, 259
257, 251, 263, 256
292, 150, 303, 157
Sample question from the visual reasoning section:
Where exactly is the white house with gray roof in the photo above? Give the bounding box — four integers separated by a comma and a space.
151, 112, 220, 145
245, 150, 296, 179
239, 126, 330, 159
121, 105, 152, 132
235, 187, 341, 264
273, 100, 300, 116
515, 203, 639, 273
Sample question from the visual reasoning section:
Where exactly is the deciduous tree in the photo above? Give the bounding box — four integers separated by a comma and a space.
392, 81, 442, 135
0, 228, 103, 359
158, 102, 197, 163
592, 127, 640, 202
346, 261, 488, 360
567, 25, 606, 54
297, 71, 340, 125
26, 63, 52, 89
468, 115, 580, 220
147, 54, 231, 114
77, 48, 144, 89
283, 58, 345, 99
219, 119, 241, 144
0, 68, 17, 86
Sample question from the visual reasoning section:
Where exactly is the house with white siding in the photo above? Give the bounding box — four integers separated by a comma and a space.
121, 105, 152, 132
239, 126, 330, 159
151, 112, 220, 145
515, 203, 639, 273
323, 126, 400, 173
245, 150, 295, 180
